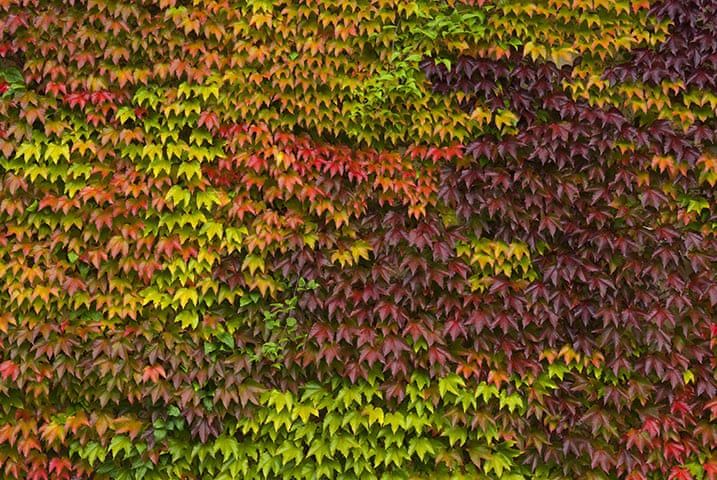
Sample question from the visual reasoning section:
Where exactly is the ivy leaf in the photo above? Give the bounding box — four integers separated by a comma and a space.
109, 435, 133, 458
176, 310, 199, 329
242, 254, 266, 275
408, 438, 435, 462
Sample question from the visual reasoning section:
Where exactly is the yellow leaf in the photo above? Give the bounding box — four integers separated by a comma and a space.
242, 254, 265, 275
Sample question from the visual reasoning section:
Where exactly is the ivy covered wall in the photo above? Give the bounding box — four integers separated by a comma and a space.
1, 0, 717, 479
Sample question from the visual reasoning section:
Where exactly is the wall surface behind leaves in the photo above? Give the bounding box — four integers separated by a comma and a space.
1, 0, 717, 479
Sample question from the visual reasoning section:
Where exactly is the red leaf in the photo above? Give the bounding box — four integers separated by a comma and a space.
428, 345, 449, 367
670, 400, 691, 417
642, 417, 661, 438
0, 360, 19, 381
704, 461, 717, 480
381, 336, 409, 357
49, 458, 72, 477
668, 467, 693, 480
142, 365, 166, 383
198, 111, 219, 131
64, 92, 89, 109
663, 441, 686, 463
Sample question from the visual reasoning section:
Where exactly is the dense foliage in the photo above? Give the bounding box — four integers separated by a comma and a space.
1, 0, 717, 479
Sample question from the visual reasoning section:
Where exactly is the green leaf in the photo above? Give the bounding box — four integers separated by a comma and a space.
242, 254, 265, 275
438, 374, 465, 398
177, 161, 202, 180
165, 185, 191, 208
408, 437, 435, 462
16, 142, 42, 162
44, 144, 71, 163
483, 450, 513, 478
174, 287, 199, 308
476, 383, 499, 403
363, 405, 384, 426
216, 331, 235, 349
266, 390, 293, 413
547, 363, 570, 381
687, 198, 710, 214
499, 392, 525, 413
176, 310, 199, 329
213, 436, 240, 459
115, 106, 137, 124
